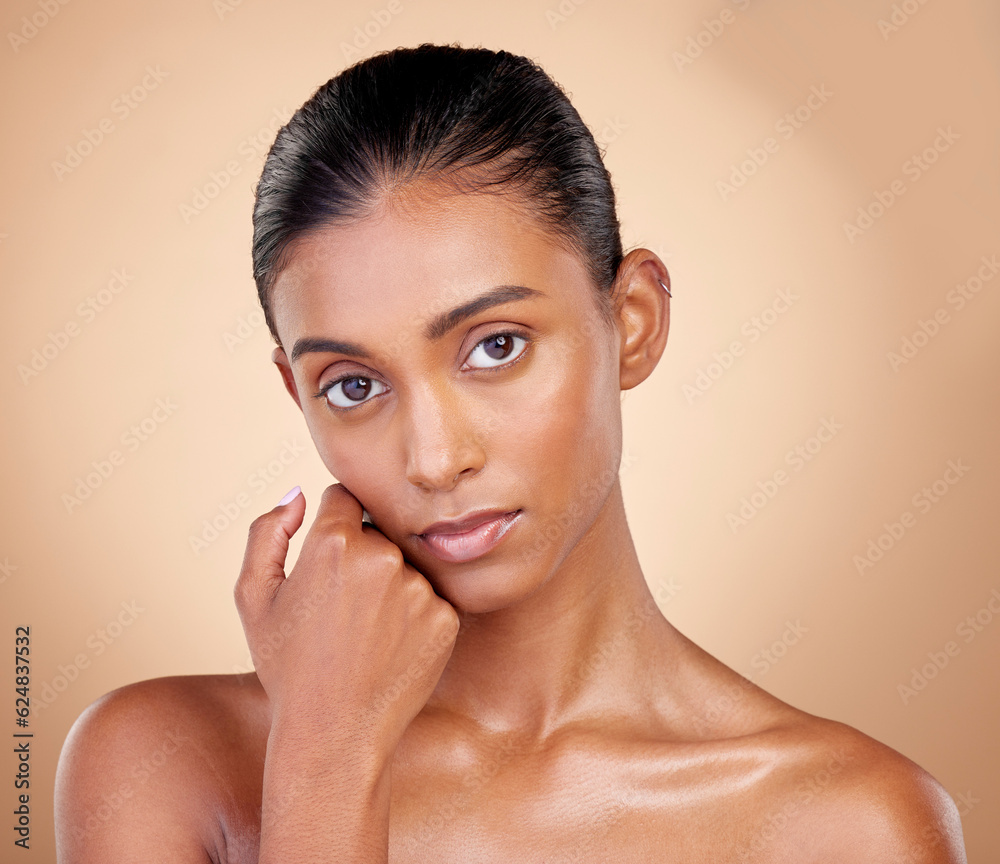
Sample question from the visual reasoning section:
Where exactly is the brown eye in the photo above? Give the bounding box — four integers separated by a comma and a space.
342, 377, 372, 400
484, 334, 514, 361
322, 375, 387, 410
467, 331, 528, 369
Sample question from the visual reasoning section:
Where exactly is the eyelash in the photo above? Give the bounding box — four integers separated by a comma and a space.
311, 328, 532, 412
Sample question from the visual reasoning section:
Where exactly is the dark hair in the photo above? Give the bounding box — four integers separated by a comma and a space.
251, 42, 624, 344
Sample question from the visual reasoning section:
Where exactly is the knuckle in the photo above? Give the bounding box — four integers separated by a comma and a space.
316, 526, 350, 555
436, 603, 461, 637
442, 600, 461, 626
320, 483, 349, 506
232, 576, 253, 611
375, 543, 404, 570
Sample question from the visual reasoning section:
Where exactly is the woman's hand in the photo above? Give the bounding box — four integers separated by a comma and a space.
234, 482, 461, 757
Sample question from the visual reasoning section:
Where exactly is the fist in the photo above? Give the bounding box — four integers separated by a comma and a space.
234, 483, 461, 750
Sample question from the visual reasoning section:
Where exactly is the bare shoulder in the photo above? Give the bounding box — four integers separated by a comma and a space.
660, 632, 968, 862
55, 672, 267, 863
737, 709, 968, 863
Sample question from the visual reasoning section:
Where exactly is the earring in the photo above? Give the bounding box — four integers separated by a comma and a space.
657, 278, 672, 297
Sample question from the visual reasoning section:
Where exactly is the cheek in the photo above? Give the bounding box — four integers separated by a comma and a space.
300, 403, 392, 504
300, 404, 338, 475
498, 334, 622, 500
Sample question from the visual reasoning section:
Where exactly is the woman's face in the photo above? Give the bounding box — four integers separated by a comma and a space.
269, 181, 629, 613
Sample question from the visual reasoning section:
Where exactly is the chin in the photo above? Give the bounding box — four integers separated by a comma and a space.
415, 546, 561, 617
435, 577, 541, 617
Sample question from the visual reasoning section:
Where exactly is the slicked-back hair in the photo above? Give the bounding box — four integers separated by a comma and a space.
251, 42, 625, 343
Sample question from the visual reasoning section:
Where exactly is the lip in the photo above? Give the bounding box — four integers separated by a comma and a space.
419, 508, 520, 536
417, 509, 522, 563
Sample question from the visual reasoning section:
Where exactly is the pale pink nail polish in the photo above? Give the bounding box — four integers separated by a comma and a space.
277, 486, 302, 506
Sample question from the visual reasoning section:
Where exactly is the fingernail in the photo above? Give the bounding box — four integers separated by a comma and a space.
277, 486, 302, 506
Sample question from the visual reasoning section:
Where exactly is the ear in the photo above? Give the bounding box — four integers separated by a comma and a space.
613, 249, 671, 391
271, 346, 303, 410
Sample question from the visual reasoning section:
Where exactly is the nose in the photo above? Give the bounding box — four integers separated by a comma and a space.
404, 382, 486, 492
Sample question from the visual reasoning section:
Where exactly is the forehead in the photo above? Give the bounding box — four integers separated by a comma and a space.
269, 183, 592, 345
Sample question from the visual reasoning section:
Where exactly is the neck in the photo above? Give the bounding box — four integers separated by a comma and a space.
425, 481, 677, 744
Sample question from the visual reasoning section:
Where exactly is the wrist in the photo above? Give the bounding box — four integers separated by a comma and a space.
266, 711, 395, 779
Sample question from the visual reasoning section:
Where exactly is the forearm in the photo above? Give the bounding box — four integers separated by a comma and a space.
258, 718, 392, 864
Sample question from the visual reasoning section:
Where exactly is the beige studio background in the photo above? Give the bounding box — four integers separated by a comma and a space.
2, 0, 998, 859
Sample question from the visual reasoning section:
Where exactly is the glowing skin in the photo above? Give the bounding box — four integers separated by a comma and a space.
53, 180, 968, 864
269, 183, 634, 622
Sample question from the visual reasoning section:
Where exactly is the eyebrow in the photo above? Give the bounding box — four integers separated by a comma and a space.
289, 284, 545, 363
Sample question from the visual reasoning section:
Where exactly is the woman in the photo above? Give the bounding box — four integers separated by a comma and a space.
55, 43, 967, 862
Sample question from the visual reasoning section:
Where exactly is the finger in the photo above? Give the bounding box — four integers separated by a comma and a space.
234, 486, 307, 624
301, 482, 366, 549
